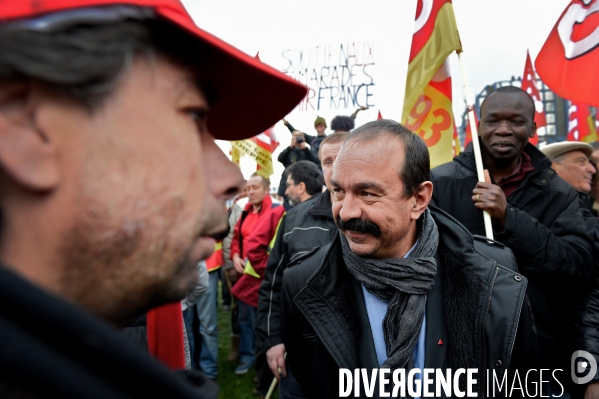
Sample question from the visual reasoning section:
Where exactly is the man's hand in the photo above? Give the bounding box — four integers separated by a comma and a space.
282, 118, 288, 124
266, 344, 287, 380
472, 169, 507, 230
227, 268, 240, 284
232, 254, 245, 274
290, 136, 297, 148
585, 381, 599, 399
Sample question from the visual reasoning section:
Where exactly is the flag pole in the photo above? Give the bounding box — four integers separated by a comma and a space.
457, 50, 494, 240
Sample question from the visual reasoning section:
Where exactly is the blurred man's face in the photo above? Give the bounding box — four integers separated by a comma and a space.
285, 173, 301, 205
57, 58, 243, 323
320, 141, 343, 191
552, 150, 596, 193
315, 124, 326, 135
246, 176, 269, 206
292, 130, 305, 145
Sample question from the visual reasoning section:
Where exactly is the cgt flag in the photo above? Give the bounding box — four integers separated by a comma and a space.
567, 102, 598, 142
402, 0, 462, 168
535, 0, 599, 108
230, 127, 279, 178
521, 51, 546, 146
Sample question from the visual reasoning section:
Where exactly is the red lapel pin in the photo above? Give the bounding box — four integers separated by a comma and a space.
438, 339, 443, 345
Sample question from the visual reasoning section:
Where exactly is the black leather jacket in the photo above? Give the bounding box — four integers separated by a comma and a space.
281, 207, 529, 399
257, 192, 336, 350
0, 265, 217, 399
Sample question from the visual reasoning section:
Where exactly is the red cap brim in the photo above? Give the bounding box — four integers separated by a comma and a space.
156, 5, 307, 141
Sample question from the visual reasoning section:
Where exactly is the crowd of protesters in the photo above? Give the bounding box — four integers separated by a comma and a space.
2, 2, 599, 399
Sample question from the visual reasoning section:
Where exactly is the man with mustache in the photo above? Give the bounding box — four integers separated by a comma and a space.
0, 1, 305, 397
279, 120, 528, 398
430, 86, 595, 394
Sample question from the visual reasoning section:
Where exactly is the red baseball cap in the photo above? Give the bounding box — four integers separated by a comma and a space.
0, 0, 307, 141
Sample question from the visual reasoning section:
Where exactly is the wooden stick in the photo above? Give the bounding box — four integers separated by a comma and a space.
457, 50, 494, 240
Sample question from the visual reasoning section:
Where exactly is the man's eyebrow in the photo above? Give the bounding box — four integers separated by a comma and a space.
353, 182, 386, 192
330, 178, 340, 187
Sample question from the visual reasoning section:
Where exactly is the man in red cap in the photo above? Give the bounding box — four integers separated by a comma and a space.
0, 1, 305, 397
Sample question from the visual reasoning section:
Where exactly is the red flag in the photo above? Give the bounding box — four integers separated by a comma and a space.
464, 111, 479, 149
146, 303, 186, 369
452, 119, 461, 156
521, 51, 546, 146
377, 110, 383, 120
567, 102, 599, 142
231, 127, 278, 177
253, 127, 279, 153
535, 0, 599, 107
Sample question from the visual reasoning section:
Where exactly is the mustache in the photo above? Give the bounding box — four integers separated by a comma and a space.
335, 217, 381, 238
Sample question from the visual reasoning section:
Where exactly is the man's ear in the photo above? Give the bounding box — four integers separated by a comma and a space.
411, 181, 433, 220
529, 121, 537, 139
297, 181, 306, 195
0, 83, 59, 191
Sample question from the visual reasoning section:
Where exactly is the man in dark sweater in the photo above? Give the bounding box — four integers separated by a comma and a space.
0, 1, 305, 397
431, 86, 594, 394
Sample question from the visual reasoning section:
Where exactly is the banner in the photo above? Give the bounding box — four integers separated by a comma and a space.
567, 102, 598, 142
281, 42, 376, 111
402, 0, 462, 168
521, 51, 546, 146
535, 0, 599, 107
230, 127, 279, 178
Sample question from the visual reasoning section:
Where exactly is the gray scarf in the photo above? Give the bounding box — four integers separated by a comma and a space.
340, 208, 438, 372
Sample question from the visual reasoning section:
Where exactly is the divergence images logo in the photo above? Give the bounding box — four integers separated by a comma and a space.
572, 350, 598, 384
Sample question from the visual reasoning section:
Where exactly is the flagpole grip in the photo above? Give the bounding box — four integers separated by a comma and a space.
457, 51, 494, 240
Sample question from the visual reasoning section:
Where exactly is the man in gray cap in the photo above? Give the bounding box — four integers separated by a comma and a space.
542, 143, 599, 399
541, 141, 596, 196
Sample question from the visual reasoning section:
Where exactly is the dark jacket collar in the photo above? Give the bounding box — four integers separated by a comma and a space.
579, 191, 597, 215
0, 265, 216, 398
309, 190, 334, 220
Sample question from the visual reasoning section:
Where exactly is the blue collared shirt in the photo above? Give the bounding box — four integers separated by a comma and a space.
361, 242, 425, 398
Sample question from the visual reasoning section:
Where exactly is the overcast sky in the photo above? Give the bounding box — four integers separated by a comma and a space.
182, 0, 568, 181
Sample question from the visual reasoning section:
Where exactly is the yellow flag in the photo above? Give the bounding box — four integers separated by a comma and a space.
402, 0, 462, 168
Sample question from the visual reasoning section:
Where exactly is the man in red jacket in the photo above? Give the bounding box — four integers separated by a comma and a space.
230, 173, 278, 376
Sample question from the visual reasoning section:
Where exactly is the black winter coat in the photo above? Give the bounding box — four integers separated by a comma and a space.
431, 144, 594, 372
0, 265, 217, 399
576, 192, 599, 388
281, 207, 529, 399
256, 192, 336, 349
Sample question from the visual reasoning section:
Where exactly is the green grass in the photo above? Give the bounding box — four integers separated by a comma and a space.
216, 283, 278, 399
